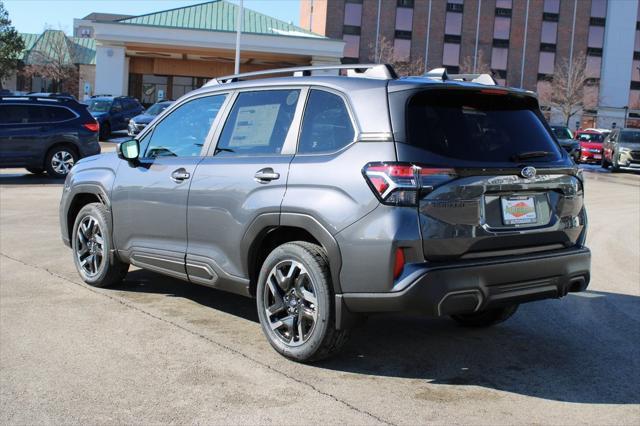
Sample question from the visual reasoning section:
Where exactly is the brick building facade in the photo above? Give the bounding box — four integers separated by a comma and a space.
302, 0, 640, 129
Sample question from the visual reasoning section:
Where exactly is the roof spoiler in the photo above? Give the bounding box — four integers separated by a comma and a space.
423, 68, 498, 86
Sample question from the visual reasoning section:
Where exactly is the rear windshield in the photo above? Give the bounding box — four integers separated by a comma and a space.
551, 126, 573, 140
406, 90, 562, 164
577, 133, 604, 142
620, 130, 640, 144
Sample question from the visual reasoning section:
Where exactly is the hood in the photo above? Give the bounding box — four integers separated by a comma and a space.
90, 111, 107, 120
558, 138, 578, 146
619, 142, 640, 150
130, 113, 155, 124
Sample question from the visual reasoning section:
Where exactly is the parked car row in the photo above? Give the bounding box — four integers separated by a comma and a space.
0, 94, 101, 178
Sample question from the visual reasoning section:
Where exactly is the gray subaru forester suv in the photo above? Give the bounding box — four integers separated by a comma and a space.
60, 64, 591, 362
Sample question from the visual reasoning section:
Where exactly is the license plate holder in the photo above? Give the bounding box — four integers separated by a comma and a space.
501, 196, 537, 225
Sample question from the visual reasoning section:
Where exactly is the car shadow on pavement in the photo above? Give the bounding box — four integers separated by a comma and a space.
116, 270, 639, 405
0, 172, 64, 185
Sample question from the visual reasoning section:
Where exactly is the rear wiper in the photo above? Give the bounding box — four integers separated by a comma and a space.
511, 151, 552, 162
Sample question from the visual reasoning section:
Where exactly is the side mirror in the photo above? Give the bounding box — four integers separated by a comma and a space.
117, 139, 140, 161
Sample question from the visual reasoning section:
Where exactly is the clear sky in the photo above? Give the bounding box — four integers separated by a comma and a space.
3, 0, 302, 34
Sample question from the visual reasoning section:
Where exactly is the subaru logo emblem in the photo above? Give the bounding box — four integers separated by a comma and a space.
521, 166, 536, 179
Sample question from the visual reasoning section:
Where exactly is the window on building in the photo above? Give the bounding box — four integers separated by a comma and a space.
541, 21, 557, 44
632, 59, 640, 81
397, 0, 414, 7
394, 38, 411, 62
298, 90, 355, 154
635, 30, 640, 52
588, 25, 604, 48
586, 55, 602, 79
538, 51, 555, 74
344, 2, 362, 27
396, 7, 413, 31
493, 17, 511, 40
343, 34, 360, 58
584, 85, 599, 109
216, 90, 300, 156
543, 0, 560, 14
145, 95, 226, 158
443, 42, 460, 66
590, 0, 607, 18
445, 11, 462, 35
491, 47, 508, 70
495, 0, 512, 8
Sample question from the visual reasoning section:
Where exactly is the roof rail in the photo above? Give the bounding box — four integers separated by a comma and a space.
207, 63, 398, 86
423, 68, 497, 86
0, 95, 74, 102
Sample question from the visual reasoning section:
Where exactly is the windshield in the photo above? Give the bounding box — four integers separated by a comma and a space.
88, 99, 112, 113
578, 133, 605, 143
620, 130, 640, 144
551, 126, 573, 140
406, 90, 562, 164
146, 103, 171, 116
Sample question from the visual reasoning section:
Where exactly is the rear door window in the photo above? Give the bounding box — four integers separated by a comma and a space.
298, 90, 355, 154
406, 90, 562, 164
216, 89, 300, 156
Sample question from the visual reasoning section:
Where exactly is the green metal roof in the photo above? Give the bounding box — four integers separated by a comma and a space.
115, 0, 324, 38
19, 31, 96, 65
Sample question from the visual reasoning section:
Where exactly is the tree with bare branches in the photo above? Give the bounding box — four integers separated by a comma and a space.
370, 36, 424, 77
21, 29, 78, 94
459, 50, 492, 75
538, 55, 590, 126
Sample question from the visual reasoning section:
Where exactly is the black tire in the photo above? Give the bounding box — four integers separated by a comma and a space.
256, 241, 350, 362
26, 167, 45, 174
601, 157, 610, 169
71, 203, 128, 288
451, 304, 518, 327
611, 153, 621, 172
45, 145, 78, 178
100, 122, 111, 140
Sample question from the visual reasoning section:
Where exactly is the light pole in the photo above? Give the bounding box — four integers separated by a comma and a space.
234, 0, 243, 75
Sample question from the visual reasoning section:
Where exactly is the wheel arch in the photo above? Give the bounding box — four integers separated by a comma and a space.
243, 213, 343, 297
64, 184, 110, 245
43, 139, 80, 168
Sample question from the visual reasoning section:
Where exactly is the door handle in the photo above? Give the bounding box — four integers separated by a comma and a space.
254, 168, 280, 183
171, 168, 191, 182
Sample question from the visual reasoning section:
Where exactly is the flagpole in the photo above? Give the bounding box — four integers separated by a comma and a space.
234, 0, 243, 74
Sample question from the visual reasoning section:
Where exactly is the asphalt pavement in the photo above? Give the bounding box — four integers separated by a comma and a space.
0, 165, 638, 425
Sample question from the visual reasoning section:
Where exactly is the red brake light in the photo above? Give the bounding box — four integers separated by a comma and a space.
393, 248, 405, 280
83, 121, 99, 132
363, 162, 456, 206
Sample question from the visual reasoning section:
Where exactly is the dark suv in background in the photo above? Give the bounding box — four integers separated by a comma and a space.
0, 95, 100, 177
60, 64, 590, 362
550, 124, 579, 162
86, 95, 144, 140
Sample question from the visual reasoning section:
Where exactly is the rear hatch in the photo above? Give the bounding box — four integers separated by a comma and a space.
389, 86, 586, 261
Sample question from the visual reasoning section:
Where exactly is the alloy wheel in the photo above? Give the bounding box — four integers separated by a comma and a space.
263, 260, 318, 347
75, 215, 105, 277
51, 150, 75, 175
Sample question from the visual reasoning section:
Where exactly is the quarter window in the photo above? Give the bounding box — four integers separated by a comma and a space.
144, 95, 226, 158
298, 90, 355, 154
216, 90, 300, 156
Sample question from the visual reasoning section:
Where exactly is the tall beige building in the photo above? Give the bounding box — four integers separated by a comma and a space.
302, 0, 640, 129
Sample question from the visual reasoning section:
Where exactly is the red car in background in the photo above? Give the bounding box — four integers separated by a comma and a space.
575, 130, 606, 164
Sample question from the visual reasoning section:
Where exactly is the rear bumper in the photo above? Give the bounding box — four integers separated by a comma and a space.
340, 247, 591, 317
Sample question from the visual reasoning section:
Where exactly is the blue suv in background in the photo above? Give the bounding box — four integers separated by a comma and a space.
0, 94, 100, 177
86, 95, 144, 140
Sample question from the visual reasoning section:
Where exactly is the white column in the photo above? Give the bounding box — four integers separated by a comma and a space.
95, 44, 127, 96
310, 56, 342, 75
598, 0, 639, 128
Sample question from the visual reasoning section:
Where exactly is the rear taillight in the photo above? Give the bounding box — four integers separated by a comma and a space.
363, 162, 456, 206
83, 121, 99, 132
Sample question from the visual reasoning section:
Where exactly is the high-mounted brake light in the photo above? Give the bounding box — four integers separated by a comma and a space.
362, 162, 456, 206
83, 121, 99, 132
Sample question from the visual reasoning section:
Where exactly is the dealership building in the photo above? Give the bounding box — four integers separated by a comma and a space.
6, 1, 344, 104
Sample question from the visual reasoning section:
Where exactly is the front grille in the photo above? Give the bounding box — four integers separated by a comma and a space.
631, 151, 640, 160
